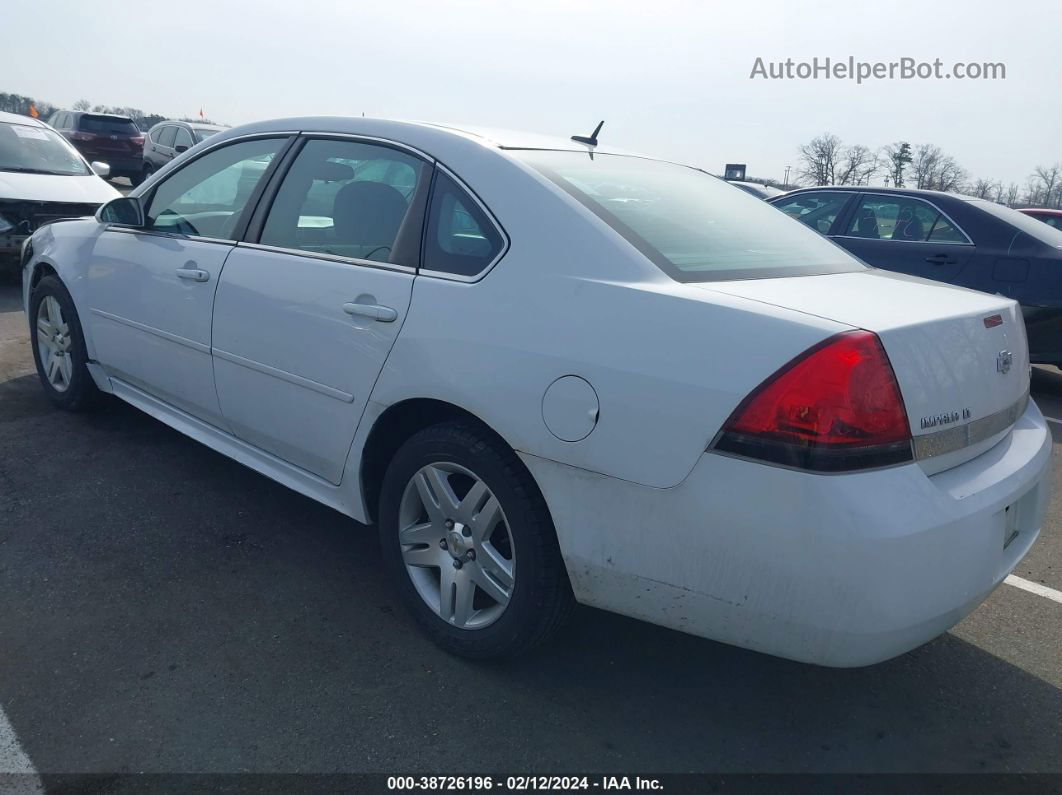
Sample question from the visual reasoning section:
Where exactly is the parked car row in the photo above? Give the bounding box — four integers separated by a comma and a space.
0, 110, 120, 276
767, 186, 1062, 366
20, 116, 1052, 667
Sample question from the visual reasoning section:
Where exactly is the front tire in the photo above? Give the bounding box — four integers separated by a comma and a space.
378, 421, 574, 658
29, 275, 100, 411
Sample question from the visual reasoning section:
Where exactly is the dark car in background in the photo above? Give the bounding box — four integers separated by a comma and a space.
140, 121, 225, 184
768, 186, 1062, 365
47, 112, 144, 184
1019, 207, 1062, 230
728, 180, 786, 200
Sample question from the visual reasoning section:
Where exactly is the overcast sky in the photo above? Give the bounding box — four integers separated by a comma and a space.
5, 0, 1058, 186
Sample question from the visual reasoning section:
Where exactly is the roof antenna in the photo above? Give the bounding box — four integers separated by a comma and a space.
571, 120, 604, 147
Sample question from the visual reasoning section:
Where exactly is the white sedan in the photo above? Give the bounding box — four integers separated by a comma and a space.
21, 117, 1051, 666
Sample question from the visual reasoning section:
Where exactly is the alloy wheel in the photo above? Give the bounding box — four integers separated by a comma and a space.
398, 462, 516, 629
36, 295, 73, 393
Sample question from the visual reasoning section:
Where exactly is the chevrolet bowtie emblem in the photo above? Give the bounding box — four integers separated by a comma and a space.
997, 350, 1013, 374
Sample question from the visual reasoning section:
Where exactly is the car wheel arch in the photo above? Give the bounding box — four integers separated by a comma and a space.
359, 397, 535, 525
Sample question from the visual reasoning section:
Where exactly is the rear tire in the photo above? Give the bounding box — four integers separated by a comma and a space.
29, 275, 100, 411
378, 421, 574, 659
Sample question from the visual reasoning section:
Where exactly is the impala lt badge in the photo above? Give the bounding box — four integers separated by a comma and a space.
997, 350, 1013, 374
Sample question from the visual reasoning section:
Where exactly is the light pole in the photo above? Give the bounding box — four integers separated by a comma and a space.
783, 165, 791, 186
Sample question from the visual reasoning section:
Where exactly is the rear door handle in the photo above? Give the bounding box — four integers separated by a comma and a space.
343, 302, 398, 322
176, 267, 210, 282
925, 254, 956, 265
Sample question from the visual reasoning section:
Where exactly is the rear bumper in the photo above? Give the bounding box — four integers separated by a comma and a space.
521, 399, 1052, 667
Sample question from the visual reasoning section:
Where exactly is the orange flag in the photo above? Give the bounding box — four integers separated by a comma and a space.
199, 108, 205, 120
28, 104, 38, 118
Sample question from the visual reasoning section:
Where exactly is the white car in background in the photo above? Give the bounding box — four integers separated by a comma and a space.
20, 117, 1051, 666
0, 110, 119, 275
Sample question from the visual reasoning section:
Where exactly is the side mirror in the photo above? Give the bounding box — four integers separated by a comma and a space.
97, 196, 144, 228
175, 145, 189, 154
90, 161, 111, 178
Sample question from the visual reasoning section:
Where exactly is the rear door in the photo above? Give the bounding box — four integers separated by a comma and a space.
211, 136, 432, 483
832, 193, 975, 281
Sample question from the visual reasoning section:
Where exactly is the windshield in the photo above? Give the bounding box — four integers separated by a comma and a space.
192, 127, 221, 143
78, 115, 139, 135
970, 199, 1062, 249
516, 151, 862, 282
0, 121, 91, 176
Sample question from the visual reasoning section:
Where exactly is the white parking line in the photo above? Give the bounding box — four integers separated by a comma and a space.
1005, 574, 1062, 604
0, 706, 42, 793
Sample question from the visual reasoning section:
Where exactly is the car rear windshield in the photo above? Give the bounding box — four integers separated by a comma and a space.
969, 199, 1062, 249
515, 151, 863, 282
78, 115, 139, 135
192, 127, 221, 142
0, 121, 91, 177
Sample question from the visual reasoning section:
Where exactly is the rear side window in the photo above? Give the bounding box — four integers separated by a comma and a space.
846, 195, 970, 243
259, 138, 427, 263
517, 151, 860, 282
422, 172, 505, 277
78, 115, 138, 135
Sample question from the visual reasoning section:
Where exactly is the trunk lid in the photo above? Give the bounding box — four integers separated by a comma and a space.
699, 269, 1030, 472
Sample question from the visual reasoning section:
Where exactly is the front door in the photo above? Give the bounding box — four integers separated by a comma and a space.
211, 136, 430, 483
85, 136, 288, 427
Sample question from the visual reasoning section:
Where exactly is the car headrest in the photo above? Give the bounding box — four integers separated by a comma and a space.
332, 181, 408, 248
314, 161, 355, 182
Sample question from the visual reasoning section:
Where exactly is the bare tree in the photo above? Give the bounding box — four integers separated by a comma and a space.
73, 99, 91, 111
1005, 183, 1021, 206
835, 144, 880, 185
796, 133, 843, 186
912, 144, 942, 189
1030, 164, 1062, 208
884, 142, 913, 188
972, 178, 998, 199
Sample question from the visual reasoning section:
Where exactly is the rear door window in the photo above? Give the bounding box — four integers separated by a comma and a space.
846, 195, 970, 243
258, 138, 427, 263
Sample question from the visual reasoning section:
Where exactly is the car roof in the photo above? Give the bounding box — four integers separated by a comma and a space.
778, 184, 972, 202
0, 110, 47, 128
1020, 207, 1062, 216
205, 116, 646, 158
152, 120, 226, 130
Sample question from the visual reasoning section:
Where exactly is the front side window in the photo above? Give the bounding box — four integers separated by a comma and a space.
259, 138, 426, 263
192, 127, 220, 143
846, 195, 970, 243
145, 137, 284, 239
0, 121, 90, 176
423, 171, 504, 277
517, 151, 861, 282
157, 126, 177, 148
174, 127, 194, 150
772, 191, 851, 234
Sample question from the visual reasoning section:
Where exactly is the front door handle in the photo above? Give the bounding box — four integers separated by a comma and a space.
176, 267, 210, 282
343, 302, 398, 322
924, 253, 956, 265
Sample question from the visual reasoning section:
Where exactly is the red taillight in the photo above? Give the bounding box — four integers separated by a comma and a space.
131, 135, 145, 146
713, 330, 913, 472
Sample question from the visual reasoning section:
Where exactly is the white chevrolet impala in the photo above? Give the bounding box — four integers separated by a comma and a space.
21, 118, 1051, 666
